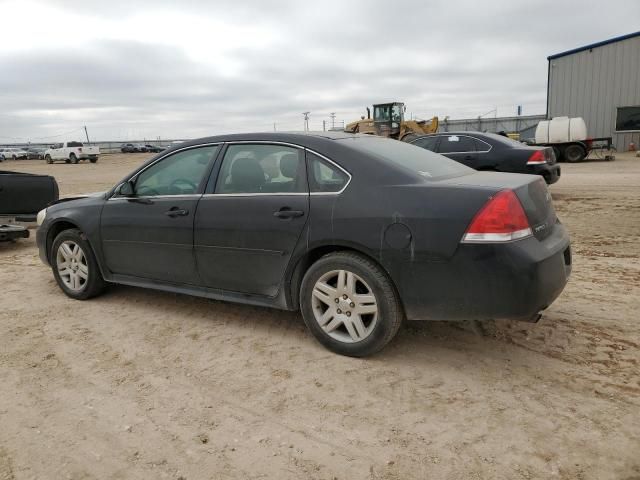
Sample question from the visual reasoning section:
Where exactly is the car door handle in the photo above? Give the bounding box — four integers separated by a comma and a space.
165, 207, 189, 217
273, 208, 304, 219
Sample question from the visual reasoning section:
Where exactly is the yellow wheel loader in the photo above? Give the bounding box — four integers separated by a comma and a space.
344, 102, 438, 141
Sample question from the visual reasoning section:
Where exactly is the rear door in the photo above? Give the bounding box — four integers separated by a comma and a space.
411, 135, 440, 153
194, 142, 309, 297
438, 135, 478, 167
100, 144, 219, 285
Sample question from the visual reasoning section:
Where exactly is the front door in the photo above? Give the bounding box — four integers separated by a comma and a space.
100, 145, 219, 285
194, 143, 309, 297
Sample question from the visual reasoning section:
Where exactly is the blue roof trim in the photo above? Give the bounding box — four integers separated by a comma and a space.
548, 30, 640, 60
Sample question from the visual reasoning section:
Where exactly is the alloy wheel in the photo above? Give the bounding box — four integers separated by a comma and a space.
56, 240, 89, 291
311, 269, 378, 343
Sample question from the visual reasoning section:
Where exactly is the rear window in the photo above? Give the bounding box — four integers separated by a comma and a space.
68, 141, 83, 147
341, 136, 472, 179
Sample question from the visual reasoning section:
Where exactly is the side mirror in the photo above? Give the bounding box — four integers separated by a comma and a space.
119, 181, 135, 196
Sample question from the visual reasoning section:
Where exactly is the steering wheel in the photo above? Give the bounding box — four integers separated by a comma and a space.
169, 178, 198, 194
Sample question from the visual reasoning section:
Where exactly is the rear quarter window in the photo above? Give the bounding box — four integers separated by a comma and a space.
343, 136, 472, 180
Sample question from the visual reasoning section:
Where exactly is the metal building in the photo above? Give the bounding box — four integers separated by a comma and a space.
547, 31, 640, 150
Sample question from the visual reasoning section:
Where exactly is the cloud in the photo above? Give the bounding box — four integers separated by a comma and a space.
1, 0, 639, 141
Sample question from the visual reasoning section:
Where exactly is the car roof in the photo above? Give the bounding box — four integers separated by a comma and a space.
170, 131, 367, 150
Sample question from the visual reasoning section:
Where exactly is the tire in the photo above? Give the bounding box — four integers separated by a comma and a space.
12, 155, 17, 161
564, 144, 586, 163
69, 153, 79, 164
89, 157, 98, 163
45, 155, 53, 164
51, 228, 105, 300
299, 251, 403, 357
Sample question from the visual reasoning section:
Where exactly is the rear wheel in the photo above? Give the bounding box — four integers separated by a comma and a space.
69, 153, 79, 164
51, 229, 105, 300
564, 144, 586, 163
89, 157, 98, 163
45, 154, 53, 164
300, 252, 403, 357
12, 155, 17, 161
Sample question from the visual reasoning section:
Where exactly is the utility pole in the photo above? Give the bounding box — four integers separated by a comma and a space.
84, 125, 90, 144
323, 120, 326, 132
273, 122, 276, 132
302, 112, 310, 132
330, 112, 336, 130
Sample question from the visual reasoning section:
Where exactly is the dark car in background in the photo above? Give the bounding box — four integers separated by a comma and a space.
120, 143, 137, 153
36, 132, 571, 357
410, 131, 561, 184
25, 147, 46, 159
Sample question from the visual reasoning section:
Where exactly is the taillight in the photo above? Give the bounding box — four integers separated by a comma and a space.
527, 150, 546, 165
461, 190, 532, 243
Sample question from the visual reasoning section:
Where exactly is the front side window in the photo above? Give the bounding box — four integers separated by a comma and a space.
215, 144, 306, 194
391, 104, 402, 122
307, 152, 349, 193
438, 135, 476, 154
616, 106, 640, 132
134, 145, 218, 196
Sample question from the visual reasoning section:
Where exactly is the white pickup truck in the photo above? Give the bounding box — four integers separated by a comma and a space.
44, 141, 99, 164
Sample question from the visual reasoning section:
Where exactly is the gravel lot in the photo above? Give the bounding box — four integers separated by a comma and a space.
1, 152, 639, 480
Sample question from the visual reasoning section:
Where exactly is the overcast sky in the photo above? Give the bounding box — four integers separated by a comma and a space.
1, 0, 639, 142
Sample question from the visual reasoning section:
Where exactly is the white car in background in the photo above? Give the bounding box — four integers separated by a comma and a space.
0, 147, 28, 160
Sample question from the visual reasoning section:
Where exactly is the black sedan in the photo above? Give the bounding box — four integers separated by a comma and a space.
409, 131, 561, 184
36, 132, 571, 357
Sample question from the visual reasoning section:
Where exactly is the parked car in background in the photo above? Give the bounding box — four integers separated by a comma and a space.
409, 131, 561, 185
36, 132, 571, 357
121, 143, 152, 153
0, 147, 28, 160
25, 146, 46, 159
0, 152, 4, 162
44, 141, 99, 164
144, 144, 165, 153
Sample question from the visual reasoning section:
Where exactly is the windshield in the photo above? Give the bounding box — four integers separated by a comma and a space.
341, 136, 473, 180
373, 105, 390, 122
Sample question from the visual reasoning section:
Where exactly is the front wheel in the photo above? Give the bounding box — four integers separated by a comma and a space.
69, 153, 79, 164
51, 229, 105, 300
300, 252, 403, 357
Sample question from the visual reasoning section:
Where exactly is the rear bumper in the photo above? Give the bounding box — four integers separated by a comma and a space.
0, 225, 29, 242
399, 223, 571, 322
528, 164, 561, 184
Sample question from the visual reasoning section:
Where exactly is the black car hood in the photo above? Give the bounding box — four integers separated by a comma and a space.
49, 191, 106, 207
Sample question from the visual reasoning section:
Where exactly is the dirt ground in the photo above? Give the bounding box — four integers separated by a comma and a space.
1, 151, 639, 480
